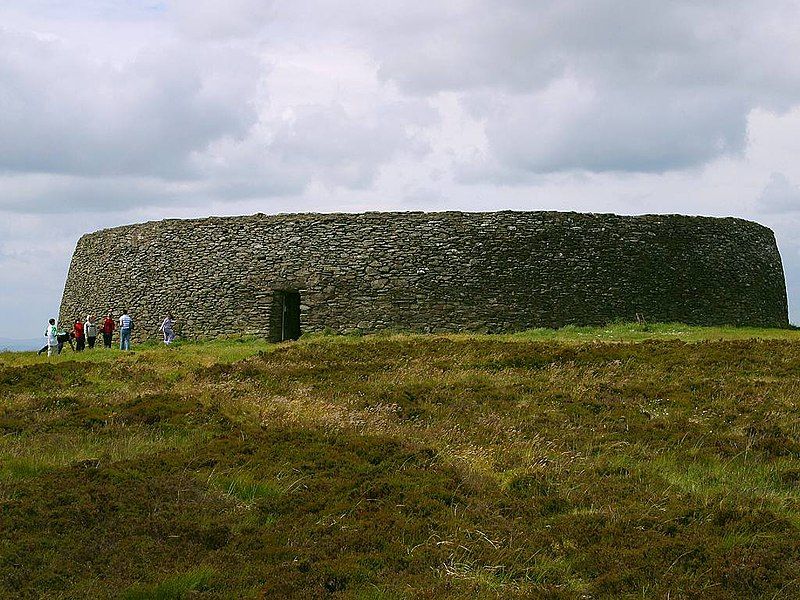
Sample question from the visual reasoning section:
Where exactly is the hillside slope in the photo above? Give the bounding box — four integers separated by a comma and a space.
1, 326, 799, 598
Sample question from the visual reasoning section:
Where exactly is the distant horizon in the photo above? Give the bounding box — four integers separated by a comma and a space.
0, 337, 43, 352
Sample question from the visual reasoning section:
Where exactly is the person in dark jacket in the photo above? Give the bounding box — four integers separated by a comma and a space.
58, 331, 75, 354
39, 327, 74, 355
101, 312, 115, 348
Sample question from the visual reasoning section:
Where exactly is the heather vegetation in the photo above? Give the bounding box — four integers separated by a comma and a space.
1, 324, 799, 598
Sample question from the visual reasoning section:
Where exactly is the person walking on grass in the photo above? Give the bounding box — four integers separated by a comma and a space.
37, 318, 59, 357
119, 310, 133, 351
159, 314, 176, 345
85, 315, 98, 349
73, 318, 85, 352
101, 312, 115, 348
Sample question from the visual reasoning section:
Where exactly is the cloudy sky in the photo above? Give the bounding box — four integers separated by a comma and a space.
2, 0, 800, 339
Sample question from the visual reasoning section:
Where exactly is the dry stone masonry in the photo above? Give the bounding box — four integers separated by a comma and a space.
59, 211, 789, 342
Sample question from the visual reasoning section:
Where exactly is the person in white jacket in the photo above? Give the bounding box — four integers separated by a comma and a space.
119, 311, 133, 350
37, 318, 59, 357
160, 314, 176, 345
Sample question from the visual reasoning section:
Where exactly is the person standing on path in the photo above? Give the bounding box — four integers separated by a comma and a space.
119, 310, 133, 351
85, 315, 98, 349
37, 318, 59, 356
159, 314, 176, 345
73, 318, 85, 352
101, 312, 115, 348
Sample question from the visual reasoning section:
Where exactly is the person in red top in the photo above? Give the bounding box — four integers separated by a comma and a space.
101, 312, 115, 349
73, 318, 85, 352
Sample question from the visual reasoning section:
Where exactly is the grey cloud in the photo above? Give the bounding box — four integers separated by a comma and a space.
401, 186, 444, 208
0, 11, 437, 213
757, 173, 800, 214
319, 0, 800, 175
0, 28, 261, 178
168, 0, 275, 40
0, 174, 206, 213
0, 97, 434, 213
353, 1, 800, 99
477, 85, 748, 175
0, 216, 75, 336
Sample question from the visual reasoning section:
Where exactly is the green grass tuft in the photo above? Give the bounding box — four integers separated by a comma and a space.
122, 567, 216, 599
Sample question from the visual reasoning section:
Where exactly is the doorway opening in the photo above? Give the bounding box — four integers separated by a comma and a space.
271, 290, 301, 342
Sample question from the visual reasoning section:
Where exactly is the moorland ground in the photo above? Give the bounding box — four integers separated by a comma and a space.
1, 324, 799, 598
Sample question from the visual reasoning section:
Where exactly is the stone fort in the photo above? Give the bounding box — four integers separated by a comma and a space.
59, 211, 789, 342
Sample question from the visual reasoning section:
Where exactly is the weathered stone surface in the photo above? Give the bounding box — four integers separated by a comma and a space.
58, 211, 789, 341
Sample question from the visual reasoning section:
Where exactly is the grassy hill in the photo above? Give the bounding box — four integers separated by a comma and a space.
1, 324, 799, 598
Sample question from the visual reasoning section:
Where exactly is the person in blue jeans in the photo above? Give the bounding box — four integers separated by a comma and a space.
119, 310, 133, 350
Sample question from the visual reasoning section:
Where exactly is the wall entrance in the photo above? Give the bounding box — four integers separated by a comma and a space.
271, 290, 301, 341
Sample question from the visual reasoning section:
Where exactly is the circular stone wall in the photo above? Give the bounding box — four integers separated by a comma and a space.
59, 211, 789, 341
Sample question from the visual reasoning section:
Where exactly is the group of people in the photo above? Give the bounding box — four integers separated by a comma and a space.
38, 311, 176, 356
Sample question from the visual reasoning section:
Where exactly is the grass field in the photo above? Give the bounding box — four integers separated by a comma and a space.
1, 324, 799, 598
